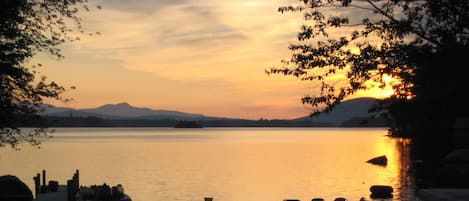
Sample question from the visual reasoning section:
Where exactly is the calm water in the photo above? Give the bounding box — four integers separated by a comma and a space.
0, 127, 419, 201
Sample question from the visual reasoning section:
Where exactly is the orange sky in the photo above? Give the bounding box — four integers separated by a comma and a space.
36, 0, 392, 120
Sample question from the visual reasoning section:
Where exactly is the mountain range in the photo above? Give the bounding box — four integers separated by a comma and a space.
40, 97, 385, 127
40, 102, 224, 120
294, 97, 382, 125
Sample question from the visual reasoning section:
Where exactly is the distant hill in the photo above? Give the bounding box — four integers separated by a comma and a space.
294, 97, 384, 126
40, 98, 387, 127
41, 103, 218, 120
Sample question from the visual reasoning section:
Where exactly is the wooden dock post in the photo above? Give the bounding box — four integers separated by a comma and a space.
75, 169, 80, 189
42, 169, 46, 187
33, 173, 40, 197
67, 179, 72, 201
40, 169, 48, 193
66, 170, 80, 201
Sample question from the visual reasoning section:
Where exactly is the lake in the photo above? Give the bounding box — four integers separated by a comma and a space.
0, 127, 420, 201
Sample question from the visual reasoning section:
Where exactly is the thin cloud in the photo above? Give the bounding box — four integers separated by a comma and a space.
99, 0, 187, 14
40, 0, 327, 119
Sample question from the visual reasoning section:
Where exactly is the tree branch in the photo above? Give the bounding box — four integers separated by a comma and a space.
364, 0, 441, 46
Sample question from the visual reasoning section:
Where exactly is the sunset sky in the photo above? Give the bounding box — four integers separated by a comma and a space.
35, 0, 391, 120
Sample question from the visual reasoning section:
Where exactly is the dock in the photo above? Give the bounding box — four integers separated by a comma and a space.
33, 169, 79, 201
33, 170, 131, 201
34, 185, 67, 201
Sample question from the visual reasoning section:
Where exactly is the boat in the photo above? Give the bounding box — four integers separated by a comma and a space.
173, 120, 204, 128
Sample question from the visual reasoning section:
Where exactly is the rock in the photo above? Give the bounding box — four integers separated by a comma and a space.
120, 195, 132, 201
418, 188, 469, 201
370, 185, 393, 198
443, 149, 469, 164
334, 198, 347, 201
311, 198, 324, 201
366, 155, 387, 166
0, 175, 33, 201
434, 164, 469, 187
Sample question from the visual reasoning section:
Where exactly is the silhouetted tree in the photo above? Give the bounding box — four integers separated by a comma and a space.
0, 0, 98, 148
270, 0, 469, 142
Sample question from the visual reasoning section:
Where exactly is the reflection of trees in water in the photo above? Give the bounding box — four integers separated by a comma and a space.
409, 137, 469, 189
394, 137, 419, 200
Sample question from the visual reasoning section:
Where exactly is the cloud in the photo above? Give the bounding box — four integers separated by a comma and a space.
98, 0, 187, 14
157, 26, 246, 46
152, 5, 248, 47
43, 0, 320, 119
77, 2, 249, 53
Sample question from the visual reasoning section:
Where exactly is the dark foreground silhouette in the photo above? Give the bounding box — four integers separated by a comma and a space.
0, 175, 33, 201
31, 170, 132, 201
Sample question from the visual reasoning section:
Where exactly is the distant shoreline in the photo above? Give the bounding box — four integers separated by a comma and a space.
27, 125, 388, 128
22, 116, 388, 128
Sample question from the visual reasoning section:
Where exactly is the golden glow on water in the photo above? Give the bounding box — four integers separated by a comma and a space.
0, 128, 417, 201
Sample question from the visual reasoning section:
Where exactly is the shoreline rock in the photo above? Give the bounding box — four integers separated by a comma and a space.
0, 175, 33, 201
370, 185, 393, 198
366, 155, 388, 166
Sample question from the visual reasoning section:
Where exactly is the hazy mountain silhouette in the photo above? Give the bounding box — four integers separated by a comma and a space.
295, 97, 380, 125
41, 103, 221, 120
81, 102, 206, 119
41, 98, 383, 126
40, 104, 75, 114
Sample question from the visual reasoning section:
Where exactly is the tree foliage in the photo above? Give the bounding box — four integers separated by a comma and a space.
270, 0, 469, 138
0, 0, 95, 148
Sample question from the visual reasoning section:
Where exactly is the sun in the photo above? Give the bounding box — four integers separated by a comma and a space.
352, 74, 395, 99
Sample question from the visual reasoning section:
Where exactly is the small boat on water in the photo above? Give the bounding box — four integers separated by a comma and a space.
173, 120, 204, 128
